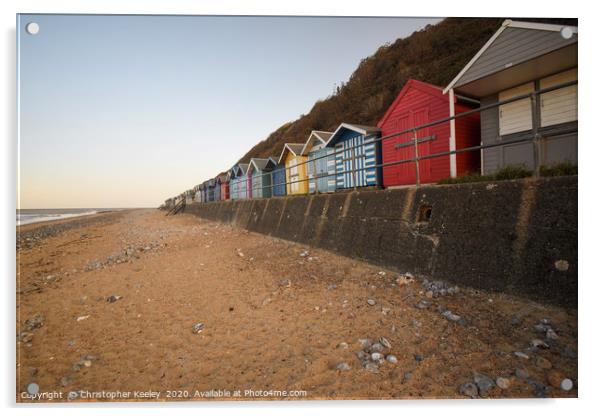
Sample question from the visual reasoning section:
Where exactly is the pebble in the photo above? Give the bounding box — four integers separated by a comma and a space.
415, 300, 429, 310
24, 314, 44, 331
474, 373, 495, 398
442, 310, 462, 323
546, 328, 559, 340
106, 295, 122, 303
370, 343, 384, 353
367, 299, 376, 306
364, 362, 379, 373
535, 356, 552, 369
403, 372, 412, 383
554, 260, 569, 271
379, 336, 392, 349
278, 279, 291, 288
371, 352, 384, 362
531, 339, 550, 349
514, 351, 530, 360
527, 379, 549, 398
337, 342, 349, 349
421, 279, 458, 297
192, 322, 205, 334
300, 250, 309, 257
358, 338, 372, 350
327, 283, 337, 290
534, 323, 552, 333
459, 382, 478, 399
76, 315, 90, 322
386, 354, 398, 364
414, 353, 424, 362
336, 362, 351, 371
560, 378, 573, 391
496, 377, 511, 389
515, 368, 529, 379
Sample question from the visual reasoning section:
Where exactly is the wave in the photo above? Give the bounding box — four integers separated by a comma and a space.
16, 210, 100, 226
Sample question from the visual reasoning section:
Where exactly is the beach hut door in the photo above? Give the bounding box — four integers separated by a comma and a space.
414, 108, 431, 183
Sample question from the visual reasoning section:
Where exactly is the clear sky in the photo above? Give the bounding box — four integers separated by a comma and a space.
18, 14, 441, 208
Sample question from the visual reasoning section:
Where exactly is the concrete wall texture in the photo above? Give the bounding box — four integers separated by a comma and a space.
184, 176, 577, 308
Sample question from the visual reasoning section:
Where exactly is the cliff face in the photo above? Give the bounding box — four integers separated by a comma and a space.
236, 17, 577, 163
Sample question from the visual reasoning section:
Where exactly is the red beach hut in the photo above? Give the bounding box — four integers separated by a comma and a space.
377, 79, 481, 186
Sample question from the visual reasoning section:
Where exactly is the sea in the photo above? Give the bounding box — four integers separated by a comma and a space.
16, 208, 113, 226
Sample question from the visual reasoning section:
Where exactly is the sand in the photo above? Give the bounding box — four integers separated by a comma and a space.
16, 209, 577, 402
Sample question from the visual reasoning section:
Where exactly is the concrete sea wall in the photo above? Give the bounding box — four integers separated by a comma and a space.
184, 176, 577, 308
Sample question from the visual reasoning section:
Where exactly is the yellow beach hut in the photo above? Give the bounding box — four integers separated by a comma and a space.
277, 143, 308, 195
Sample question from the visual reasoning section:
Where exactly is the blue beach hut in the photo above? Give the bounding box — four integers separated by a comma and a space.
324, 123, 382, 190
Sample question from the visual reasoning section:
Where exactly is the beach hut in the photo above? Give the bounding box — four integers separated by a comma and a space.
193, 184, 201, 202
271, 162, 287, 197
278, 143, 308, 195
214, 172, 228, 201
244, 164, 254, 199
206, 179, 216, 202
199, 182, 206, 203
185, 189, 194, 205
443, 20, 578, 174
301, 130, 336, 193
378, 79, 481, 186
324, 123, 382, 190
214, 176, 221, 201
230, 163, 249, 200
223, 172, 231, 200
248, 157, 277, 198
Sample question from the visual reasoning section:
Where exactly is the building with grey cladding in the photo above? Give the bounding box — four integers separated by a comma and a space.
444, 20, 577, 174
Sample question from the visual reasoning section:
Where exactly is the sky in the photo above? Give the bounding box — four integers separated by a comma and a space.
18, 14, 441, 208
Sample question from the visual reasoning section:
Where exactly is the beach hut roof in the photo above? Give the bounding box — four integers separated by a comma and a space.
277, 143, 305, 165
324, 123, 381, 147
301, 130, 334, 155
215, 172, 228, 183
248, 157, 276, 173
238, 163, 250, 175
443, 19, 577, 95
231, 163, 248, 177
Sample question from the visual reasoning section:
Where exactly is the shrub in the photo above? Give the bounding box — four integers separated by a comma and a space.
438, 165, 533, 185
540, 162, 578, 177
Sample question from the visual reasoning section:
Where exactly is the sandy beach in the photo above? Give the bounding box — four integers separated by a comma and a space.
16, 209, 577, 402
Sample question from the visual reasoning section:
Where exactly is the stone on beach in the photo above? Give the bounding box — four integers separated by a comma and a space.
386, 354, 398, 364
473, 373, 495, 397
336, 362, 351, 371
106, 295, 122, 303
192, 322, 205, 334
496, 377, 511, 389
459, 382, 478, 398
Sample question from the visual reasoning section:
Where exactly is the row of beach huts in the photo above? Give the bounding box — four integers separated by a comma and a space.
164, 20, 578, 210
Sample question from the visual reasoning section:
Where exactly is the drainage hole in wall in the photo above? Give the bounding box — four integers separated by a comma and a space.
418, 205, 432, 223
